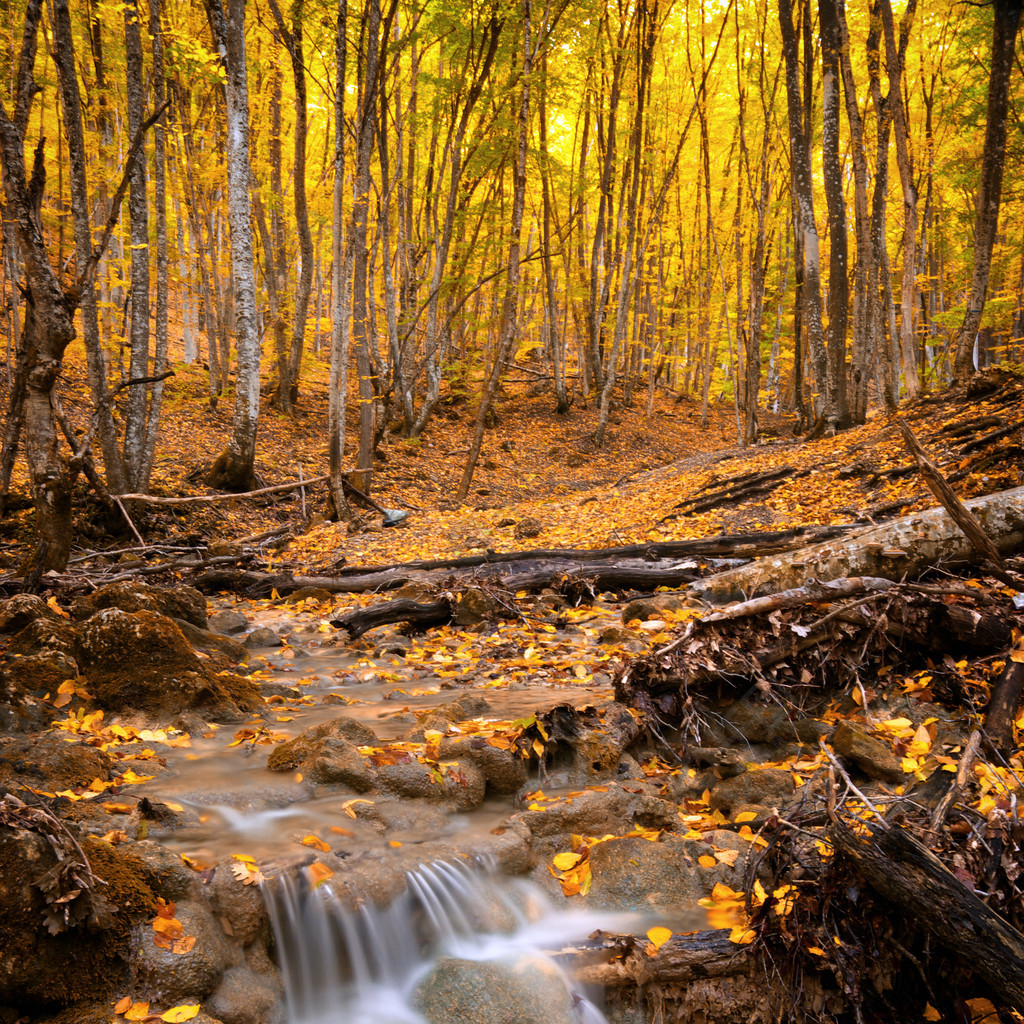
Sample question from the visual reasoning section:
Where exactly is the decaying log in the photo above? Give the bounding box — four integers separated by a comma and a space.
552, 930, 754, 988
830, 817, 1024, 1013
897, 418, 1004, 568
330, 598, 452, 638
690, 485, 1024, 604
984, 659, 1024, 755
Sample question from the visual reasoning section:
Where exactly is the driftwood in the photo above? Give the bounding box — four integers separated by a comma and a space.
830, 817, 1024, 1013
690, 485, 1024, 604
552, 929, 754, 988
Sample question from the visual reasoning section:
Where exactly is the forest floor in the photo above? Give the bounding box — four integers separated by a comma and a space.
1, 353, 1024, 1024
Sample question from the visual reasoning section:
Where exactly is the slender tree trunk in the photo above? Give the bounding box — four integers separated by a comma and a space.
122, 0, 150, 489
879, 0, 920, 398
457, 0, 533, 501
140, 0, 169, 490
328, 0, 350, 519
207, 0, 262, 490
953, 0, 1023, 379
819, 0, 850, 425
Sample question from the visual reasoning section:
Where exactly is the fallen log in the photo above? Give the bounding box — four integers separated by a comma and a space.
331, 597, 452, 638
690, 485, 1024, 604
830, 817, 1024, 1013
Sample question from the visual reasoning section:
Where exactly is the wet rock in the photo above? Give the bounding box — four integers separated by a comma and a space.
133, 840, 201, 901
78, 609, 260, 721
404, 695, 492, 740
437, 738, 527, 795
622, 593, 687, 624
708, 768, 796, 816
134, 899, 235, 1003
267, 717, 379, 772
243, 626, 283, 649
173, 618, 249, 667
453, 588, 508, 628
347, 798, 451, 836
0, 652, 81, 705
513, 517, 544, 540
374, 634, 414, 657
207, 965, 283, 1024
73, 581, 208, 629
0, 594, 60, 634
516, 786, 641, 844
598, 625, 641, 645
543, 703, 641, 784
377, 759, 486, 811
832, 720, 903, 782
309, 737, 378, 791
0, 734, 113, 791
583, 835, 740, 917
207, 862, 270, 946
721, 700, 797, 745
209, 610, 249, 635
415, 954, 577, 1024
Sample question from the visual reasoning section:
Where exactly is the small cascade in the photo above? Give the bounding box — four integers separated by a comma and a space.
264, 860, 616, 1024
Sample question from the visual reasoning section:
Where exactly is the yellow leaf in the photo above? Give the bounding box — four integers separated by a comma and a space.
305, 862, 334, 888
807, 946, 826, 957
124, 1003, 150, 1021
922, 1005, 941, 1021
733, 811, 757, 823
161, 1005, 200, 1022
341, 798, 374, 818
553, 851, 582, 871
698, 855, 717, 868
301, 835, 331, 852
389, 840, 403, 848
646, 926, 672, 951
714, 849, 739, 866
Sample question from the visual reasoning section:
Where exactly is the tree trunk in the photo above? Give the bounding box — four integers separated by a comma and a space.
206, 0, 262, 491
953, 0, 1023, 379
122, 0, 151, 490
819, 0, 850, 425
457, 0, 533, 500
327, 0, 350, 519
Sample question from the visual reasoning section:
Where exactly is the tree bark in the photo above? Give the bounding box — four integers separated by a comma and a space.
207, 0, 262, 491
691, 485, 1024, 604
953, 0, 1023, 379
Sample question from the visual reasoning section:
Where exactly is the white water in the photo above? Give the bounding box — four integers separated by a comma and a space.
264, 859, 633, 1024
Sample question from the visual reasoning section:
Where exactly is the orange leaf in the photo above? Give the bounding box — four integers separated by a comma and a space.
114, 996, 132, 1014
124, 1003, 150, 1021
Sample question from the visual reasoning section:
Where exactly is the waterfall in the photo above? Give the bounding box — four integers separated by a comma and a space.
263, 859, 614, 1024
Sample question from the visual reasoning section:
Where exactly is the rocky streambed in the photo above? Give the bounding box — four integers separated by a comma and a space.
0, 577, 990, 1024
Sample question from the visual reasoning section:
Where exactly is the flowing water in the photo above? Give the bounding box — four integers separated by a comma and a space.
263, 858, 632, 1024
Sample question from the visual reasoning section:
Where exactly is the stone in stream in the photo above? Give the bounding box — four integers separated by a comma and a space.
133, 899, 233, 1003
243, 625, 283, 649
206, 964, 284, 1024
208, 609, 250, 635
708, 767, 796, 816
415, 954, 578, 1024
77, 609, 260, 721
72, 580, 209, 629
437, 736, 528, 795
267, 716, 379, 772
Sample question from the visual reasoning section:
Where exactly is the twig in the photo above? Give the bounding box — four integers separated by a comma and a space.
819, 739, 890, 829
115, 474, 330, 505
113, 496, 145, 546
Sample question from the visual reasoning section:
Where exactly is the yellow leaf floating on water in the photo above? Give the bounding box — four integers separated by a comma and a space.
161, 1005, 200, 1022
646, 926, 672, 952
342, 798, 374, 818
301, 834, 331, 852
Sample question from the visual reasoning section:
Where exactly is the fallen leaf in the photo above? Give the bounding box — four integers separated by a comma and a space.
646, 926, 672, 951
161, 1005, 200, 1022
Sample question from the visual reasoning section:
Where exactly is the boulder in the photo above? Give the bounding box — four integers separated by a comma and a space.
832, 721, 904, 782
134, 899, 235, 1003
377, 759, 486, 811
0, 734, 114, 791
173, 618, 249, 667
9, 618, 79, 659
0, 594, 60, 634
77, 609, 260, 721
243, 626, 283, 649
267, 717, 379, 773
720, 700, 798, 745
415, 955, 577, 1024
207, 862, 270, 946
72, 581, 208, 629
622, 593, 687, 624
708, 767, 796, 816
582, 834, 742, 918
437, 738, 527, 795
207, 965, 283, 1024
209, 610, 249, 635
